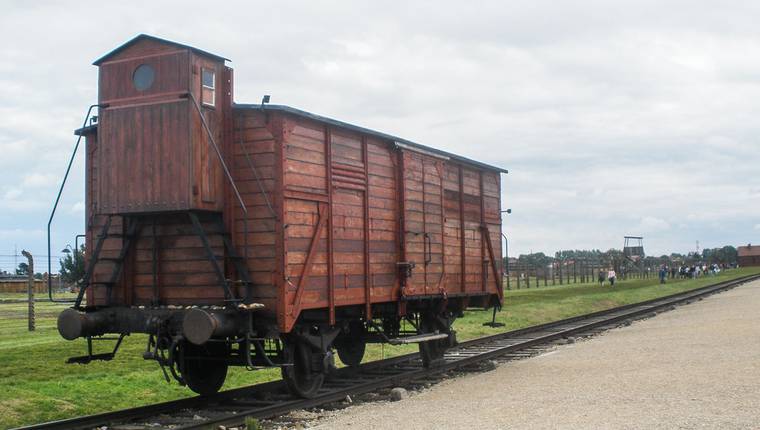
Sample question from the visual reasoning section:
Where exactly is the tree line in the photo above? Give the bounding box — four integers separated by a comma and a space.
506, 245, 739, 269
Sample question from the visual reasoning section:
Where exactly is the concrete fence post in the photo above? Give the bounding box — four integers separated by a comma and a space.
21, 250, 35, 331
552, 262, 556, 285
573, 261, 577, 283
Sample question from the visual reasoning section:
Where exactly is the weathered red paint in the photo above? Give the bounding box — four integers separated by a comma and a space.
81, 35, 505, 335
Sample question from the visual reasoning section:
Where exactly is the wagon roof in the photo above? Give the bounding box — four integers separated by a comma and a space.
93, 34, 229, 66
235, 103, 508, 174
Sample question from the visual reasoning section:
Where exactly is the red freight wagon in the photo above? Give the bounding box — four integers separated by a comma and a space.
55, 35, 507, 397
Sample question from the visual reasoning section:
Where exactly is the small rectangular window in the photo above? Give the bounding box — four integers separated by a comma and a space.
201, 68, 215, 106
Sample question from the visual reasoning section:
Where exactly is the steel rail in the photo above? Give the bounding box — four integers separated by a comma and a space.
15, 273, 760, 430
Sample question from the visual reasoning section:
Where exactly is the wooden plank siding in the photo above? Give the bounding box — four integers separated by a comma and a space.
268, 110, 502, 331
96, 46, 225, 214
229, 110, 280, 314
85, 104, 503, 329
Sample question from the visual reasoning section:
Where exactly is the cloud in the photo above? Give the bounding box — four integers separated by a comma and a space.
1, 1, 760, 259
22, 173, 59, 188
638, 217, 671, 232
755, 224, 760, 230
69, 201, 85, 214
0, 228, 44, 240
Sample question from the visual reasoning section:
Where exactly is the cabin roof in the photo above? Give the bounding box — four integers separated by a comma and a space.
93, 34, 229, 66
234, 103, 509, 174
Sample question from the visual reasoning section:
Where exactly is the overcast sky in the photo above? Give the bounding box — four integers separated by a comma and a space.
1, 1, 759, 271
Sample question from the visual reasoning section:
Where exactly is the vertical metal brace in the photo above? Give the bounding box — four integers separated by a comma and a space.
75, 215, 113, 309
151, 217, 159, 306
189, 212, 236, 302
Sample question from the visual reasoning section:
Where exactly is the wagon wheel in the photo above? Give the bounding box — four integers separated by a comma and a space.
179, 341, 229, 396
336, 340, 366, 366
281, 341, 325, 398
418, 313, 454, 368
335, 321, 366, 366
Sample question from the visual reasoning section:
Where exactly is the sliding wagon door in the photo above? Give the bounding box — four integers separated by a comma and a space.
400, 149, 444, 296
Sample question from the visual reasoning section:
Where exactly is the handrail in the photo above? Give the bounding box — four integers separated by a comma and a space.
47, 104, 104, 303
501, 232, 509, 275
185, 92, 247, 215
239, 137, 278, 220
186, 92, 250, 303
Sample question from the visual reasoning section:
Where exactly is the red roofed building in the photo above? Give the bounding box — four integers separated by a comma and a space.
738, 244, 760, 267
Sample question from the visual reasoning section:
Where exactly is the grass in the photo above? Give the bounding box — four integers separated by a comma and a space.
0, 267, 758, 428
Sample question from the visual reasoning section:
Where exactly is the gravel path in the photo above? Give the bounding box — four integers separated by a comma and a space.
309, 280, 760, 429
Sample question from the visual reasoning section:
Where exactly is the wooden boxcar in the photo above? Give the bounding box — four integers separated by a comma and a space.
57, 35, 507, 397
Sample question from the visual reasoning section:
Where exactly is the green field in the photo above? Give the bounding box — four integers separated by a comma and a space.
1, 268, 757, 428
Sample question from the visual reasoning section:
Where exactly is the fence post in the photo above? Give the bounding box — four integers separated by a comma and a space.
583, 263, 587, 283
573, 261, 577, 283
21, 250, 35, 332
552, 263, 556, 285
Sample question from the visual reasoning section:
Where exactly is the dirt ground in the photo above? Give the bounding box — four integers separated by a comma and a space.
305, 279, 760, 429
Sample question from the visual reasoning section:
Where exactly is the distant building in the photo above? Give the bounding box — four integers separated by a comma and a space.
0, 279, 47, 293
738, 244, 760, 267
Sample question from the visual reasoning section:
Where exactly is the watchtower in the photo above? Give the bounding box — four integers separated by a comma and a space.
623, 236, 645, 262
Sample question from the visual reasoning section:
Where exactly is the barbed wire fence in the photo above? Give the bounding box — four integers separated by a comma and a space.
0, 251, 71, 332
0, 253, 63, 277
504, 257, 656, 290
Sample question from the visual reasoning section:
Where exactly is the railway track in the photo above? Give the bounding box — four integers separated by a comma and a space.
16, 274, 760, 430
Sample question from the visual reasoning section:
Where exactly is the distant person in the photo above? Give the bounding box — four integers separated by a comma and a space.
659, 266, 667, 284
598, 269, 605, 286
608, 268, 617, 287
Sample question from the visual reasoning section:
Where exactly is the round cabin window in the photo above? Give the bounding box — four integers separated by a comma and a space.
132, 64, 155, 91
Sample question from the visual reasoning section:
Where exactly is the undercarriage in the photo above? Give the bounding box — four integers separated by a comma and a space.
58, 301, 465, 397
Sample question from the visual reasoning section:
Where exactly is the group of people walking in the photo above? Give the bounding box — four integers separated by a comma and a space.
597, 269, 617, 286
596, 263, 724, 288
660, 264, 721, 282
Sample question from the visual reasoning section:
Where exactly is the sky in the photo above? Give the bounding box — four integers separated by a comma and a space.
1, 0, 759, 272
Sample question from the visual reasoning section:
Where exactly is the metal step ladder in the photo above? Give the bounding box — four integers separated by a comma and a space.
74, 215, 140, 309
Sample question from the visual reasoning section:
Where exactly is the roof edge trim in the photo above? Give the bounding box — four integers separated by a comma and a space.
234, 103, 508, 174
93, 34, 229, 66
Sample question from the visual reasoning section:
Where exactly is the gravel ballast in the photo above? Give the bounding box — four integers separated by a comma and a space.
310, 279, 760, 429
